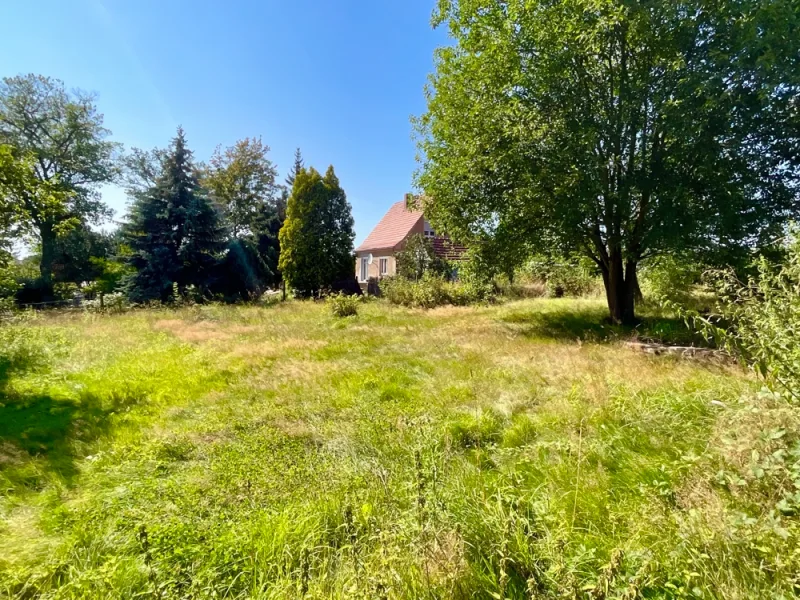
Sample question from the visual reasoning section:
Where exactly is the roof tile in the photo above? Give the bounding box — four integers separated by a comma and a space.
356, 201, 424, 252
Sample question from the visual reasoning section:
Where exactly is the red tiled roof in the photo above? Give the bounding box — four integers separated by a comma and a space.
356, 201, 424, 252
432, 237, 468, 261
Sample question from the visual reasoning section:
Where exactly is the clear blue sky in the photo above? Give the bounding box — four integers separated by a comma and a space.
0, 0, 448, 245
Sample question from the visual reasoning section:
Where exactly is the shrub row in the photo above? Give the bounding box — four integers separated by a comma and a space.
381, 274, 494, 309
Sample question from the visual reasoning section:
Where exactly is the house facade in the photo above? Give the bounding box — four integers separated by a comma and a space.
355, 200, 465, 285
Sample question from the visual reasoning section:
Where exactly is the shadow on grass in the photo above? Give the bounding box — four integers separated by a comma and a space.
499, 301, 710, 346
0, 358, 132, 490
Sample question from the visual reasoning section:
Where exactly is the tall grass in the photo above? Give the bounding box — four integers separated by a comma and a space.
0, 298, 795, 598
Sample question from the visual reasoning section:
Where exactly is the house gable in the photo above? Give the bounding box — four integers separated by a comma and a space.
355, 201, 424, 253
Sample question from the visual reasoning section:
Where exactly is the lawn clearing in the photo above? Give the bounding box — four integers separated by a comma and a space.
0, 299, 796, 599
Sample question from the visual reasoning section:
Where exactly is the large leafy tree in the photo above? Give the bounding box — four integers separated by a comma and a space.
415, 0, 800, 324
204, 137, 283, 299
205, 137, 279, 238
279, 166, 355, 296
0, 75, 117, 290
124, 128, 226, 302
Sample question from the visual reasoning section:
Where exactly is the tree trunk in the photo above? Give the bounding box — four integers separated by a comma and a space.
600, 253, 637, 325
39, 223, 55, 291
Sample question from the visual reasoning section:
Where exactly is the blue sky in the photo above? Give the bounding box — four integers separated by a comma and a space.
0, 0, 448, 245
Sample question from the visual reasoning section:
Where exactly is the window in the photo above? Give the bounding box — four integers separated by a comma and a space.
379, 258, 388, 276
360, 257, 368, 282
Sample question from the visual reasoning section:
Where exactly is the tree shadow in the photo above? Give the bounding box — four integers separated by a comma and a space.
0, 358, 134, 491
498, 302, 709, 346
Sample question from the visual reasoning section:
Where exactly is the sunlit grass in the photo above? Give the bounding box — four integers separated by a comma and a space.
0, 298, 796, 598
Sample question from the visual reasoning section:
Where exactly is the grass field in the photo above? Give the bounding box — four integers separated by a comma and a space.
1, 298, 797, 599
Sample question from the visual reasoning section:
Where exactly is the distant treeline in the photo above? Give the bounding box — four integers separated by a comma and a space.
0, 75, 357, 306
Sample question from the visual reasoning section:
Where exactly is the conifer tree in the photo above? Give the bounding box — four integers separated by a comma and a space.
279, 165, 355, 296
284, 148, 304, 189
124, 128, 226, 302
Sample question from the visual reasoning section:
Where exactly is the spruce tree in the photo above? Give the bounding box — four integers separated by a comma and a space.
124, 128, 226, 302
278, 165, 355, 297
284, 148, 304, 189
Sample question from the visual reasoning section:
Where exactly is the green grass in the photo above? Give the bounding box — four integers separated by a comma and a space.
0, 298, 797, 599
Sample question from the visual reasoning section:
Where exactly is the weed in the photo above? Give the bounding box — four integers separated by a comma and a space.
326, 292, 360, 317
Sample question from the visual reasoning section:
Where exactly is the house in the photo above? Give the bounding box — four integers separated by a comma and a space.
355, 200, 466, 285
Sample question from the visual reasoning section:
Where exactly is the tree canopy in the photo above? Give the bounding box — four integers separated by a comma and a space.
203, 137, 284, 300
278, 166, 355, 296
0, 75, 117, 290
205, 137, 279, 238
415, 0, 800, 323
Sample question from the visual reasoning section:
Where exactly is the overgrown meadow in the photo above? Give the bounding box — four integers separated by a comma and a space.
1, 299, 798, 599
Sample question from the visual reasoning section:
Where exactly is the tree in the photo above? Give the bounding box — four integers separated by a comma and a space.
205, 137, 279, 238
395, 233, 448, 281
203, 138, 283, 299
48, 224, 114, 284
123, 128, 226, 303
415, 0, 800, 324
122, 147, 167, 199
0, 145, 31, 255
285, 148, 304, 189
278, 166, 355, 296
0, 75, 117, 290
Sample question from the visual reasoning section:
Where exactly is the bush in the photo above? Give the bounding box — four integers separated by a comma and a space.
84, 292, 130, 314
674, 231, 800, 399
520, 255, 599, 297
639, 254, 704, 304
382, 274, 445, 308
395, 233, 449, 280
382, 273, 493, 308
326, 292, 359, 317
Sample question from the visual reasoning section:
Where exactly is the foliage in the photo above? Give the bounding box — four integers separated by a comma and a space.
86, 253, 134, 296
0, 75, 118, 288
278, 166, 355, 297
415, 0, 800, 324
1, 146, 116, 304
83, 292, 130, 314
123, 129, 226, 303
382, 273, 449, 308
395, 233, 449, 280
673, 232, 800, 400
284, 147, 304, 189
121, 146, 167, 198
326, 292, 359, 317
382, 272, 492, 308
521, 255, 599, 298
639, 254, 705, 305
0, 313, 67, 373
204, 137, 279, 239
48, 224, 117, 285
203, 137, 284, 299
